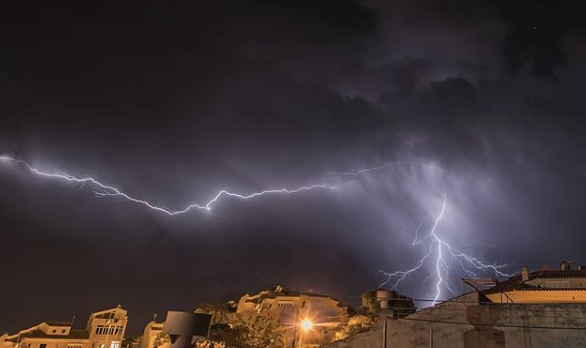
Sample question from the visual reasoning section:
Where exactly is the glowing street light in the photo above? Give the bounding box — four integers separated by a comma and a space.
300, 318, 313, 331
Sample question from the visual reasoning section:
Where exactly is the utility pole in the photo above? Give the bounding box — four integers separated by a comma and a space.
382, 320, 387, 348
429, 329, 433, 348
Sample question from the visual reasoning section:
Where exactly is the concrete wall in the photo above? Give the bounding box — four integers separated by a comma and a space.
321, 327, 383, 348
323, 293, 586, 348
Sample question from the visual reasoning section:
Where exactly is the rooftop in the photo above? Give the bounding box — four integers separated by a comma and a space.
43, 322, 72, 327
243, 286, 339, 303
5, 329, 89, 342
484, 269, 586, 295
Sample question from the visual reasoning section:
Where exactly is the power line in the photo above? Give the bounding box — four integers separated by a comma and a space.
387, 310, 586, 318
391, 296, 586, 306
396, 316, 586, 330
384, 306, 586, 317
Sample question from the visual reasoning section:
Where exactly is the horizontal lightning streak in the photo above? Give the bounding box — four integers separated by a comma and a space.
0, 156, 444, 216
0, 156, 334, 216
328, 161, 443, 176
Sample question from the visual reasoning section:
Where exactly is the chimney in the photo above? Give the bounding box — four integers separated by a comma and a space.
521, 266, 529, 282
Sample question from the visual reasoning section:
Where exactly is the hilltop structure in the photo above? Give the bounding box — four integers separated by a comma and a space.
236, 285, 351, 347
236, 285, 351, 325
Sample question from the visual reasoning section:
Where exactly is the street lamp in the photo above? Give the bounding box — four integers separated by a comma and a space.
300, 319, 313, 332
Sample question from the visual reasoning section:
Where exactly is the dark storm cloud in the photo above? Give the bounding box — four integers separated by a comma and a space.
492, 0, 586, 76
1, 0, 585, 334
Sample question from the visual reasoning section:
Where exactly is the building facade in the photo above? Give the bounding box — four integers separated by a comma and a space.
1, 307, 127, 348
86, 307, 128, 348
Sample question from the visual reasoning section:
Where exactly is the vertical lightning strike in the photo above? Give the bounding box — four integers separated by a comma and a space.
378, 194, 512, 305
0, 156, 335, 215
431, 195, 448, 305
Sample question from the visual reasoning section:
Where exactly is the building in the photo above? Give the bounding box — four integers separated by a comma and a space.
236, 285, 350, 347
1, 307, 127, 348
323, 291, 586, 348
137, 321, 163, 348
0, 322, 88, 348
137, 312, 211, 348
86, 306, 128, 348
484, 262, 586, 303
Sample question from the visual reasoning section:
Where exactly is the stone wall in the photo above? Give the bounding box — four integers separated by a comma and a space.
321, 327, 382, 348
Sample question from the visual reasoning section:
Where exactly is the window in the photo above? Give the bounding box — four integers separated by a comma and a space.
40, 344, 47, 348
277, 301, 294, 308
114, 326, 124, 335
68, 345, 83, 348
95, 325, 124, 336
52, 330, 57, 333
62, 330, 66, 334
110, 341, 120, 348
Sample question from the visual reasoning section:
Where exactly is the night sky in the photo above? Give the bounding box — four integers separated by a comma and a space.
1, 0, 585, 335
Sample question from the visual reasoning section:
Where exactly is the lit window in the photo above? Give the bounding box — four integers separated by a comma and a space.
110, 341, 120, 348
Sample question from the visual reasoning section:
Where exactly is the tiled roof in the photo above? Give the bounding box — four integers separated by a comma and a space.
484, 269, 586, 296
483, 275, 522, 295
529, 270, 586, 279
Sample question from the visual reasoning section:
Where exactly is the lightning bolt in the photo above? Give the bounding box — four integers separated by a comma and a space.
328, 161, 443, 176
378, 194, 513, 305
1, 155, 512, 302
0, 156, 335, 216
0, 156, 446, 216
